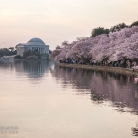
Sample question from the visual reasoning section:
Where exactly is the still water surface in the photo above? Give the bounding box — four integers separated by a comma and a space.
0, 60, 138, 138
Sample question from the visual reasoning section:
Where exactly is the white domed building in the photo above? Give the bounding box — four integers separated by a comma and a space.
16, 38, 49, 57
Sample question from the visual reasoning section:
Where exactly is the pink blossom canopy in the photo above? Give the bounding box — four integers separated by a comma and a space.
51, 26, 138, 62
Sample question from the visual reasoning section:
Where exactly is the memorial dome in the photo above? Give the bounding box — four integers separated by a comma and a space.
26, 38, 45, 45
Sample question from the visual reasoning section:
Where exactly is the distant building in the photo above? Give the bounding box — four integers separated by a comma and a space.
16, 38, 49, 56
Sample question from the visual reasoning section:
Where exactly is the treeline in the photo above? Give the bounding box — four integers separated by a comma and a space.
91, 21, 138, 37
0, 48, 17, 57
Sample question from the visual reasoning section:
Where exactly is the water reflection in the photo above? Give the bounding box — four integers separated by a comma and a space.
0, 60, 15, 70
0, 60, 53, 79
51, 66, 138, 137
50, 66, 138, 115
0, 61, 138, 138
132, 121, 138, 136
15, 60, 51, 79
135, 91, 138, 99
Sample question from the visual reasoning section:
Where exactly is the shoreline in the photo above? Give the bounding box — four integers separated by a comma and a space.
59, 63, 138, 76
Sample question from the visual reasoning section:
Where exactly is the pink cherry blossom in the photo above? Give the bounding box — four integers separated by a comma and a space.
51, 26, 138, 62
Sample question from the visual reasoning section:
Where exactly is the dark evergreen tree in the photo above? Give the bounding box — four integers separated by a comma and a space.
130, 21, 138, 27
91, 27, 109, 37
110, 23, 128, 32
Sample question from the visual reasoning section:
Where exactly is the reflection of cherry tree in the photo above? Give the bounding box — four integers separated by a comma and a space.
50, 66, 138, 114
132, 121, 138, 136
51, 26, 138, 61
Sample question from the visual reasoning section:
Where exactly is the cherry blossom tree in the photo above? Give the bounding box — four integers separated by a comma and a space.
51, 26, 138, 62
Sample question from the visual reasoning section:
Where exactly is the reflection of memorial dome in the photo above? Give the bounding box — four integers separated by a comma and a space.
26, 38, 45, 45
15, 60, 53, 79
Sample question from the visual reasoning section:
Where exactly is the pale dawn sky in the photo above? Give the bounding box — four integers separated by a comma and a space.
0, 0, 138, 50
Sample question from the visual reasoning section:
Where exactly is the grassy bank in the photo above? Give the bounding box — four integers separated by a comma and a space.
59, 63, 138, 76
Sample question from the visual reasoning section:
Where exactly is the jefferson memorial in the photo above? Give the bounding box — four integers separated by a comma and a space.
16, 38, 49, 56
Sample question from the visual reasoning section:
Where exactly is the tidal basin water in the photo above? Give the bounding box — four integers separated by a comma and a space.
0, 60, 138, 138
